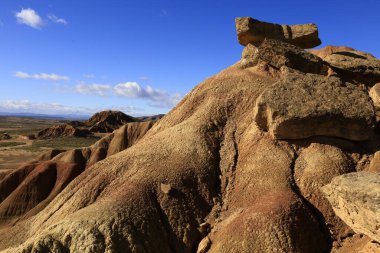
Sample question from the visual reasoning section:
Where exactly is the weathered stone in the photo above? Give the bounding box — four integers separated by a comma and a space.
310, 46, 380, 85
198, 222, 211, 236
370, 83, 380, 107
197, 237, 211, 253
294, 144, 355, 239
241, 39, 324, 74
369, 152, 380, 172
322, 172, 380, 243
236, 17, 321, 49
160, 183, 172, 194
254, 69, 375, 140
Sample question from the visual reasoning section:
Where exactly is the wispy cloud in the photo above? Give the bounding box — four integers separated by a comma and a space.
114, 82, 181, 108
15, 71, 70, 81
0, 100, 142, 116
0, 19, 4, 27
15, 8, 43, 29
74, 83, 112, 96
48, 14, 67, 25
57, 80, 182, 109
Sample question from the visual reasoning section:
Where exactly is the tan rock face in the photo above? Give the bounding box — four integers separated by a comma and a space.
236, 17, 321, 49
294, 144, 355, 240
310, 46, 380, 85
254, 69, 375, 141
241, 39, 324, 74
369, 151, 380, 172
369, 83, 380, 107
322, 172, 380, 243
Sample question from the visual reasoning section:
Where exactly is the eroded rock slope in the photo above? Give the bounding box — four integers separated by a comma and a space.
0, 17, 379, 253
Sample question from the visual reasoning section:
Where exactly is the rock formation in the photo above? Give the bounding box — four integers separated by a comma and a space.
236, 17, 321, 48
36, 110, 138, 139
37, 124, 92, 139
86, 110, 138, 133
322, 172, 380, 243
310, 45, 380, 85
0, 121, 155, 227
0, 17, 379, 253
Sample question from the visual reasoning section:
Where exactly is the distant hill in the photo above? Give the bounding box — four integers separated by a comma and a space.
36, 110, 159, 139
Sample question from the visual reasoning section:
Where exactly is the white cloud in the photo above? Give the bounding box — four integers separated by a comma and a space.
74, 83, 112, 96
114, 82, 181, 108
48, 14, 67, 25
15, 71, 70, 81
0, 100, 142, 116
15, 8, 43, 29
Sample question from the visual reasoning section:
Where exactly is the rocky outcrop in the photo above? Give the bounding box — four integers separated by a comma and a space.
322, 172, 380, 243
369, 151, 380, 172
236, 17, 321, 48
37, 124, 92, 139
86, 110, 138, 133
0, 17, 379, 253
241, 38, 325, 73
310, 45, 380, 85
253, 69, 375, 141
37, 110, 139, 139
294, 144, 355, 240
137, 114, 165, 122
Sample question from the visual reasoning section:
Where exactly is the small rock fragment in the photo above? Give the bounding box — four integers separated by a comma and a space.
197, 236, 211, 253
160, 183, 172, 194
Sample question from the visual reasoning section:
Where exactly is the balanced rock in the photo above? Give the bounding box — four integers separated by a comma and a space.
236, 17, 321, 49
322, 172, 380, 243
254, 69, 375, 140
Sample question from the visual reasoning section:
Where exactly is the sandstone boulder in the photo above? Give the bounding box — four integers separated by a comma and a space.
322, 172, 380, 243
370, 83, 380, 107
241, 38, 325, 74
294, 143, 355, 239
254, 69, 375, 140
236, 17, 321, 48
310, 46, 380, 85
369, 151, 380, 172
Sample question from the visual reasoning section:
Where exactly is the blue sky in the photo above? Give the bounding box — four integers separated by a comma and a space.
1, 0, 379, 116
